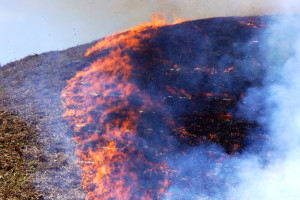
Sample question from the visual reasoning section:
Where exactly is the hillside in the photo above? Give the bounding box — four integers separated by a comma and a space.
0, 16, 282, 199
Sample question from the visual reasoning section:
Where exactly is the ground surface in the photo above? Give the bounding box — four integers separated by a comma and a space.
0, 16, 278, 199
0, 41, 98, 199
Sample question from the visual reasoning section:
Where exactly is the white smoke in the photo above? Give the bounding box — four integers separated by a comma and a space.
164, 2, 300, 200
225, 0, 300, 195
228, 15, 300, 199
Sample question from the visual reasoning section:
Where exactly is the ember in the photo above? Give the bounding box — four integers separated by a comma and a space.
62, 16, 271, 199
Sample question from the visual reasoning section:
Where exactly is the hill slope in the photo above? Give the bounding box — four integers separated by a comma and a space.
0, 16, 281, 199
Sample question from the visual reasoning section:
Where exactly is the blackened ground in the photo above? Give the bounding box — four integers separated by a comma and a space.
129, 16, 271, 154
0, 16, 283, 199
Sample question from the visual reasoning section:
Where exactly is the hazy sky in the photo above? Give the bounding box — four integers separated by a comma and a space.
0, 0, 279, 65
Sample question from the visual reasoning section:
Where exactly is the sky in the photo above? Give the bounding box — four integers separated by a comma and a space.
0, 0, 280, 65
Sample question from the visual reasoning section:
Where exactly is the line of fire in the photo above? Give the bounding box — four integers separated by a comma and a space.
61, 16, 278, 199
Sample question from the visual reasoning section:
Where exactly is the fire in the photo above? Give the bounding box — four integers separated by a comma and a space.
238, 19, 265, 29
61, 15, 267, 199
223, 66, 235, 73
165, 86, 192, 99
62, 15, 178, 200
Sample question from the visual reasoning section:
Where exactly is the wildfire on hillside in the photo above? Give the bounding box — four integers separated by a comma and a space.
62, 15, 267, 199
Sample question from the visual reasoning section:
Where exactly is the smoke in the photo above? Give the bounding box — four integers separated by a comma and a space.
1, 0, 279, 65
33, 0, 279, 35
162, 2, 300, 200
228, 15, 300, 199
227, 0, 300, 198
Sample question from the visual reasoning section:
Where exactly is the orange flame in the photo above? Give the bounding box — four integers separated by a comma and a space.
60, 14, 261, 199
238, 20, 265, 29
61, 15, 184, 200
223, 66, 236, 73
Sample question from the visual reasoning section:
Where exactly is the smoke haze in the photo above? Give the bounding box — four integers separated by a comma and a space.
0, 0, 279, 65
229, 1, 300, 199
228, 15, 300, 200
163, 1, 300, 199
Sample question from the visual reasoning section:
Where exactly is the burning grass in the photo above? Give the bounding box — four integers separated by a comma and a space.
0, 15, 284, 199
62, 16, 271, 199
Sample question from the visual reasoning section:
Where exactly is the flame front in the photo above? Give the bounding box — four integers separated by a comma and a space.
61, 15, 267, 199
62, 16, 172, 200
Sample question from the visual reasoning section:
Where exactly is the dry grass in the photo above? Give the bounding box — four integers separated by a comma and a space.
0, 109, 41, 200
0, 41, 97, 199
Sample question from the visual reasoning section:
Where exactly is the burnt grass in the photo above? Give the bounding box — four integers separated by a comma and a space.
0, 16, 283, 199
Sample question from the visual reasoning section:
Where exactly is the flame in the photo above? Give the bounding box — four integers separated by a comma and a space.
238, 19, 265, 29
223, 66, 236, 73
165, 86, 192, 99
61, 15, 265, 199
171, 13, 189, 24
61, 15, 182, 200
